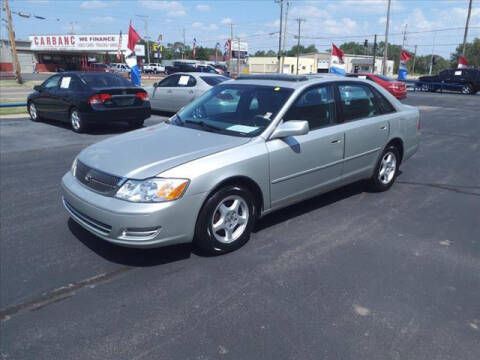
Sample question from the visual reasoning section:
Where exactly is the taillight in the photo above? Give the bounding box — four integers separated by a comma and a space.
88, 93, 112, 105
136, 92, 149, 101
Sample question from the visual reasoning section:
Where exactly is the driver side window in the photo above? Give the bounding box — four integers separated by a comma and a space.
42, 75, 61, 89
284, 85, 336, 130
158, 75, 180, 87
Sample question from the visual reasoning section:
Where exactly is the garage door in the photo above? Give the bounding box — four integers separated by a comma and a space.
18, 52, 34, 73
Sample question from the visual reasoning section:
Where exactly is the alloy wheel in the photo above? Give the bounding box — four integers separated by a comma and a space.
378, 152, 397, 185
211, 195, 249, 244
29, 103, 37, 120
71, 110, 81, 131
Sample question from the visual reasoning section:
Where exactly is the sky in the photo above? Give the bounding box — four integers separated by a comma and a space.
2, 0, 479, 58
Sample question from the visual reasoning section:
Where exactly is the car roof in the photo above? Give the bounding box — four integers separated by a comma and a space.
173, 72, 225, 78
231, 73, 349, 89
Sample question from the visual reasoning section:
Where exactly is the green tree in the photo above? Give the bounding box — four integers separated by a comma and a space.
450, 37, 480, 67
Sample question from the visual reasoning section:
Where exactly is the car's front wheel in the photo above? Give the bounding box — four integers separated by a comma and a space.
70, 108, 87, 133
461, 83, 474, 95
369, 146, 400, 192
28, 102, 40, 122
194, 185, 255, 255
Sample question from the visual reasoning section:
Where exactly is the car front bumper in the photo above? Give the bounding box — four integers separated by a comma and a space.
61, 172, 206, 248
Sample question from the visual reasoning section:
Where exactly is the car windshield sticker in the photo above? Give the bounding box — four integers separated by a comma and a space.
454, 70, 462, 76
264, 112, 272, 119
358, 75, 367, 79
60, 77, 71, 89
227, 124, 259, 133
178, 75, 190, 85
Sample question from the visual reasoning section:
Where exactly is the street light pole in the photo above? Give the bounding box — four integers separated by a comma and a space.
462, 0, 473, 57
295, 18, 305, 75
3, 0, 22, 84
277, 0, 284, 73
382, 0, 391, 75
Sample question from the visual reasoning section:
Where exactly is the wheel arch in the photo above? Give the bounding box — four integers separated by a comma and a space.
386, 137, 404, 163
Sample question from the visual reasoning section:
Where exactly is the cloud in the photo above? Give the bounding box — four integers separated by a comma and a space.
221, 17, 232, 24
138, 1, 187, 17
90, 16, 115, 23
80, 0, 106, 8
196, 4, 210, 12
191, 22, 218, 31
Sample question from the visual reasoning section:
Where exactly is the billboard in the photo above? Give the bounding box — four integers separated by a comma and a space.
29, 34, 145, 56
230, 40, 248, 60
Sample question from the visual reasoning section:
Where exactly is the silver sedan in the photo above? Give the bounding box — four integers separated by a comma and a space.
145, 73, 229, 112
62, 74, 420, 254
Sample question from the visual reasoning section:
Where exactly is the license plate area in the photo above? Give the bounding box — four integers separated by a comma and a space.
112, 95, 135, 106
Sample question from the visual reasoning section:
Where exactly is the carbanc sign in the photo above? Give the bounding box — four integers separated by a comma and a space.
29, 34, 145, 55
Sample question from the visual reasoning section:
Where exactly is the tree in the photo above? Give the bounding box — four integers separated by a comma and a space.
450, 37, 480, 67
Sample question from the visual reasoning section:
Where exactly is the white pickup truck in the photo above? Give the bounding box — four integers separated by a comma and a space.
143, 63, 165, 74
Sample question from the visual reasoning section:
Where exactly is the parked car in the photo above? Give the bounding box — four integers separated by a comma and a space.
417, 68, 480, 94
81, 63, 110, 72
28, 72, 151, 133
62, 74, 420, 254
110, 63, 131, 74
347, 73, 407, 99
196, 65, 220, 74
145, 72, 229, 112
165, 61, 197, 74
143, 63, 165, 74
213, 64, 229, 76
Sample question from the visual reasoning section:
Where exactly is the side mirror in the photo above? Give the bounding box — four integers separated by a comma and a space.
34, 85, 43, 92
270, 120, 309, 140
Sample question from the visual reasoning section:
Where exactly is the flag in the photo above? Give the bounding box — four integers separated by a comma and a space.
224, 41, 229, 57
398, 50, 412, 81
329, 44, 345, 75
193, 38, 197, 59
116, 30, 122, 60
127, 23, 141, 51
157, 34, 163, 42
458, 56, 468, 68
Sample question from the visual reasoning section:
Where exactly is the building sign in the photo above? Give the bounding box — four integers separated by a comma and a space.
29, 34, 145, 56
230, 40, 248, 60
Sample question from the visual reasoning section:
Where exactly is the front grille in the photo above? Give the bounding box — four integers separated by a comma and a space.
75, 160, 123, 196
63, 198, 112, 236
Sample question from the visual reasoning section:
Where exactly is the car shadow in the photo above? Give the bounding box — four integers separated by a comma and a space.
40, 118, 134, 135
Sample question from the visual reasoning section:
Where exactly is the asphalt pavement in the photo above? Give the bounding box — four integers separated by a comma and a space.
1, 92, 479, 360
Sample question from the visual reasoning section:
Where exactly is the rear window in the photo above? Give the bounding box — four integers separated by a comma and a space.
80, 73, 130, 87
201, 76, 229, 86
375, 74, 394, 82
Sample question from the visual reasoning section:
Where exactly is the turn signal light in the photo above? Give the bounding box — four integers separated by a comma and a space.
88, 93, 112, 105
136, 92, 149, 101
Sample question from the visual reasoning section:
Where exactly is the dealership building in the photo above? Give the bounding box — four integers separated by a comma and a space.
0, 34, 144, 73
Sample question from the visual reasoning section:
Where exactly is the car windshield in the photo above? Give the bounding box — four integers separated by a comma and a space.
375, 74, 394, 82
173, 84, 294, 137
201, 76, 229, 86
80, 73, 130, 87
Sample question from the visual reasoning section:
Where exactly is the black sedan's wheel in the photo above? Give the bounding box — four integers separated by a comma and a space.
70, 109, 86, 133
461, 83, 474, 95
28, 102, 40, 122
128, 119, 144, 129
369, 146, 400, 192
194, 185, 255, 255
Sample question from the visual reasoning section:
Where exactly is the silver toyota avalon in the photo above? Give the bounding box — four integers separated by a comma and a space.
62, 74, 420, 254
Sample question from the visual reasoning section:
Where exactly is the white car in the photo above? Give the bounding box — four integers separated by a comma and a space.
143, 63, 165, 74
110, 63, 131, 74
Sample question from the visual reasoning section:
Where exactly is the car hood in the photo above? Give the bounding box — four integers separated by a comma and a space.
78, 123, 250, 179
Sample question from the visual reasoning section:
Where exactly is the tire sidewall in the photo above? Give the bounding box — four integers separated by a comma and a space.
70, 108, 84, 133
370, 146, 400, 192
195, 185, 255, 254
28, 101, 39, 122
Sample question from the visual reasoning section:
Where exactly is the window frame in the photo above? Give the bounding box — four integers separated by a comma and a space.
158, 74, 180, 87
41, 74, 61, 90
333, 81, 386, 123
283, 83, 340, 131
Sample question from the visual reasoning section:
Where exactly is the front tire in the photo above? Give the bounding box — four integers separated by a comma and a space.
194, 185, 255, 255
461, 83, 474, 95
70, 108, 86, 133
369, 146, 400, 192
28, 102, 40, 122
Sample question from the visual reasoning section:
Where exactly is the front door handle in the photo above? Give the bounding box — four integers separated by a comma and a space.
380, 125, 387, 130
189, 90, 194, 94
331, 139, 342, 144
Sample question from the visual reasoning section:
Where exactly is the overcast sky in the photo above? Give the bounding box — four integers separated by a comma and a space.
3, 0, 480, 58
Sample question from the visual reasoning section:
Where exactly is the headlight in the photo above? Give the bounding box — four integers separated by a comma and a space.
71, 157, 78, 177
115, 178, 189, 203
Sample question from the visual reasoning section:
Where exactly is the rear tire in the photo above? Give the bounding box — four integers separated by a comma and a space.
128, 119, 144, 129
369, 146, 400, 192
70, 108, 87, 133
194, 185, 255, 255
461, 83, 474, 95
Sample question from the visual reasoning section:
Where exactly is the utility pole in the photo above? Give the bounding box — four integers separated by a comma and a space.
69, 21, 78, 35
280, 1, 289, 73
295, 18, 305, 75
411, 44, 417, 74
237, 37, 241, 75
182, 28, 186, 59
429, 31, 436, 75
382, 0, 391, 75
462, 0, 473, 57
136, 15, 150, 63
372, 34, 377, 73
277, 0, 284, 73
3, 0, 22, 84
230, 23, 234, 75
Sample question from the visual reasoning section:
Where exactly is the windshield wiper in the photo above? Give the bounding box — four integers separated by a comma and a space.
184, 119, 224, 132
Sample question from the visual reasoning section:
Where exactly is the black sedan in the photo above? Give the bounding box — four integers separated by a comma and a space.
27, 72, 151, 132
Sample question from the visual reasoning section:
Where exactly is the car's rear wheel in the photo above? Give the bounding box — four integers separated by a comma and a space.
28, 102, 40, 122
70, 108, 86, 133
369, 146, 400, 192
194, 185, 255, 255
128, 119, 144, 129
461, 83, 474, 95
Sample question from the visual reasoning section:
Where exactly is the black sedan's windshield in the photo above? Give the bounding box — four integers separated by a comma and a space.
174, 84, 293, 137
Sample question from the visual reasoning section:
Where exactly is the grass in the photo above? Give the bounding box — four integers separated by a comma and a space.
0, 80, 42, 88
0, 98, 27, 116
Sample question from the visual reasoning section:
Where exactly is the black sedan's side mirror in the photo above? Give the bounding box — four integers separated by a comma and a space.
33, 85, 43, 92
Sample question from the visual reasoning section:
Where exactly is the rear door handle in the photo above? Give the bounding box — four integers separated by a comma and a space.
331, 139, 342, 144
